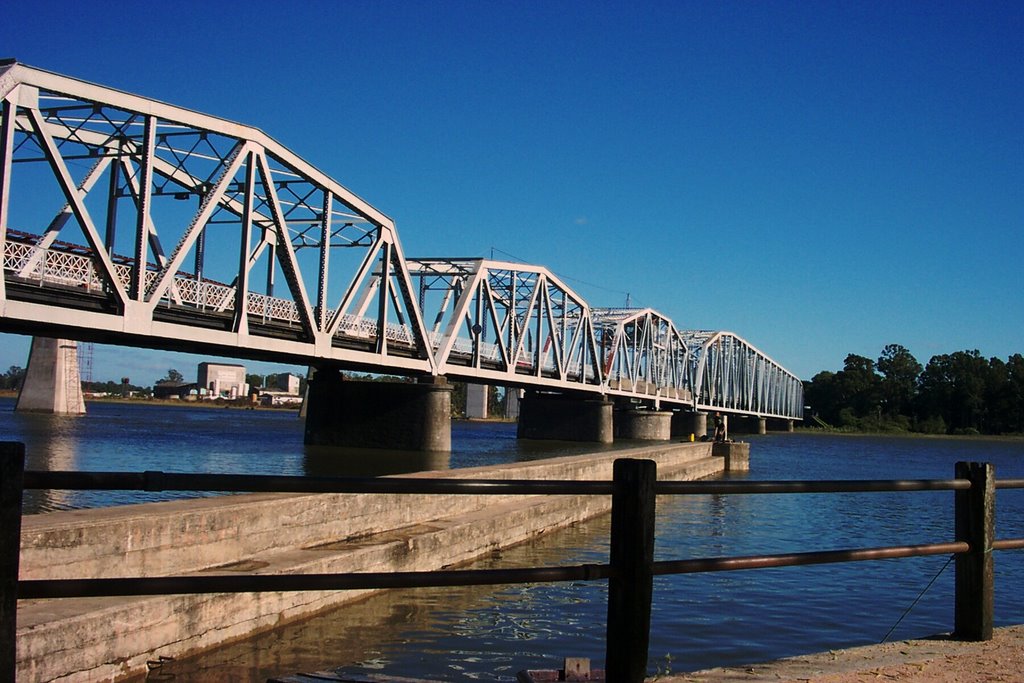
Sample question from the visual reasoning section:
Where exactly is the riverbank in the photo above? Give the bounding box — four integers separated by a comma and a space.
794, 427, 1024, 443
654, 626, 1024, 681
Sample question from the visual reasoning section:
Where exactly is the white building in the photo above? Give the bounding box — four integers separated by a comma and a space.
197, 362, 249, 399
277, 373, 301, 394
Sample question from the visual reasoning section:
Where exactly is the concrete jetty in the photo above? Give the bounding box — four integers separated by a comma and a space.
16, 441, 744, 681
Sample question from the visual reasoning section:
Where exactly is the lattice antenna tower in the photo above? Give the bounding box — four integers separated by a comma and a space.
79, 342, 94, 386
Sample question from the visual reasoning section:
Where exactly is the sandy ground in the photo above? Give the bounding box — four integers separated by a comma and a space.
651, 625, 1024, 682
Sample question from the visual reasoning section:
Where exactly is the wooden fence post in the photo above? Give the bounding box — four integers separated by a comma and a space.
1, 442, 26, 679
605, 458, 656, 682
954, 461, 994, 641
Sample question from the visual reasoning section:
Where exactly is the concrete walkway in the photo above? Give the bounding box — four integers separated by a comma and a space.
653, 625, 1024, 682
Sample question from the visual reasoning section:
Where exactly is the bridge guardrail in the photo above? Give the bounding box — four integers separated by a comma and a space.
2, 442, 1023, 681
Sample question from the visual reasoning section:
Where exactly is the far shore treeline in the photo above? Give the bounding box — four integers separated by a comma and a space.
805, 344, 1024, 436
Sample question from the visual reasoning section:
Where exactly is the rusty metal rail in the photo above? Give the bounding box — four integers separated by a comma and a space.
22, 469, 985, 495
3, 442, 1024, 683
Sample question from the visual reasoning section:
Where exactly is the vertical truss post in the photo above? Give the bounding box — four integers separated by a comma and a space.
376, 241, 392, 356
473, 281, 483, 367
131, 116, 155, 301
105, 147, 121, 255
234, 151, 257, 334
316, 191, 332, 332
0, 96, 15, 303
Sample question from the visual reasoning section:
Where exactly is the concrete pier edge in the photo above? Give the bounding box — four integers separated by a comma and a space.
17, 441, 730, 681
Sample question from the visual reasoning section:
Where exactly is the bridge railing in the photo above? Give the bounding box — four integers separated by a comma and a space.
2, 443, 1022, 681
3, 236, 424, 344
4, 234, 596, 372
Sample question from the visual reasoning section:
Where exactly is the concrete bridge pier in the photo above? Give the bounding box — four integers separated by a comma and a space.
303, 370, 452, 451
766, 417, 796, 432
614, 408, 673, 441
731, 415, 767, 435
465, 383, 489, 419
516, 390, 613, 443
671, 410, 708, 440
15, 337, 86, 415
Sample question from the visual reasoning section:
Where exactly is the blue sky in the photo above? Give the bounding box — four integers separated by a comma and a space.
1, 0, 1021, 383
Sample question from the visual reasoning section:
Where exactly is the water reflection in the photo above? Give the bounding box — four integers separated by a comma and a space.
18, 413, 82, 514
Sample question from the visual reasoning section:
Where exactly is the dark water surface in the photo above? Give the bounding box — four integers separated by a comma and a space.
3, 399, 1023, 680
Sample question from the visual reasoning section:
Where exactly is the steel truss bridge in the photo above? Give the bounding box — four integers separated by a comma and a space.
0, 60, 802, 420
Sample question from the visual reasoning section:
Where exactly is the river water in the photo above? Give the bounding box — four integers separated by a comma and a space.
3, 398, 1023, 680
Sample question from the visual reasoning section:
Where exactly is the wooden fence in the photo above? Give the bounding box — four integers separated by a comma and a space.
2, 441, 1023, 682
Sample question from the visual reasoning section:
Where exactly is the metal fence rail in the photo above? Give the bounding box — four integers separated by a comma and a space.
2, 442, 1023, 682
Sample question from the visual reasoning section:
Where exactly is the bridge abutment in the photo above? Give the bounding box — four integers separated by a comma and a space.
516, 391, 613, 443
15, 337, 86, 415
713, 441, 751, 471
304, 371, 452, 451
671, 410, 708, 440
614, 409, 673, 441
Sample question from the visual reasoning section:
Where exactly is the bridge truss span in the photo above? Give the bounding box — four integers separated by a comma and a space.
0, 60, 435, 373
407, 258, 603, 391
592, 307, 691, 403
0, 60, 803, 421
680, 330, 804, 420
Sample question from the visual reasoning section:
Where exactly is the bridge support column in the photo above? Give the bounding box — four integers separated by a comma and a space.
731, 416, 766, 435
517, 391, 613, 443
304, 371, 452, 452
614, 410, 672, 441
671, 411, 707, 440
766, 417, 796, 433
465, 384, 488, 419
15, 337, 86, 415
504, 388, 522, 420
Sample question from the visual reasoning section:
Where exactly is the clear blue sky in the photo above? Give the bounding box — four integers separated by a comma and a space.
1, 0, 1021, 383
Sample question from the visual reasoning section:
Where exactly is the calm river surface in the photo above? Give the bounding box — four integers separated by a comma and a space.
3, 398, 1023, 680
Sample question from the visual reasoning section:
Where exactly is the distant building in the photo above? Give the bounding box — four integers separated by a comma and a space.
259, 372, 302, 407
277, 373, 300, 394
197, 362, 248, 399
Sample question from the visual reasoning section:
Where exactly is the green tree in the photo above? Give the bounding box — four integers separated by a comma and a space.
1006, 354, 1024, 433
917, 350, 988, 433
450, 382, 467, 417
161, 368, 184, 384
2, 365, 25, 390
876, 344, 921, 418
835, 354, 881, 419
804, 371, 841, 425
